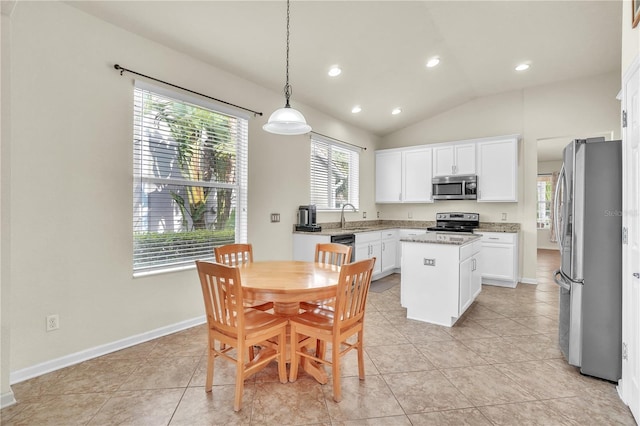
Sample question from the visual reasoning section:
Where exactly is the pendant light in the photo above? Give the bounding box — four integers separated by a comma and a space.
263, 0, 311, 135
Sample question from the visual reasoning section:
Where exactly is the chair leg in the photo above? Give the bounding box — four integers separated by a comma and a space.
289, 325, 299, 382
316, 340, 326, 360
332, 342, 342, 402
234, 350, 245, 412
357, 331, 365, 380
205, 350, 214, 392
278, 328, 287, 384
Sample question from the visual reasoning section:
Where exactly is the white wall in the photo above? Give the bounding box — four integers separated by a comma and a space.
537, 160, 562, 251
4, 1, 379, 377
1, 10, 14, 404
380, 72, 621, 282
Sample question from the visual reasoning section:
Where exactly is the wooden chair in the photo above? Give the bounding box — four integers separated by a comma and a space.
214, 243, 273, 312
289, 257, 376, 402
195, 260, 288, 412
299, 243, 353, 312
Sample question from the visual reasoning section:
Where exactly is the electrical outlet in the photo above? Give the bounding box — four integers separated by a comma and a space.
424, 258, 436, 266
408, 212, 413, 219
46, 314, 59, 331
377, 211, 380, 218
362, 211, 367, 219
501, 212, 507, 221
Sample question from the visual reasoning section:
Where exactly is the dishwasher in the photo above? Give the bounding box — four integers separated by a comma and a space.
331, 234, 355, 262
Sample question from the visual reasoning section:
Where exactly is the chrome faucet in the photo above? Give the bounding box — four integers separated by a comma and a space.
340, 203, 356, 229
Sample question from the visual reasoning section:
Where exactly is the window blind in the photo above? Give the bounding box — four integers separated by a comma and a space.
132, 82, 248, 275
310, 133, 359, 210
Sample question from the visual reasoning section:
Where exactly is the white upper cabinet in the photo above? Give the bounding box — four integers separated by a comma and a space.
402, 148, 432, 203
375, 147, 433, 203
376, 134, 518, 204
476, 136, 519, 202
375, 151, 402, 203
433, 143, 476, 177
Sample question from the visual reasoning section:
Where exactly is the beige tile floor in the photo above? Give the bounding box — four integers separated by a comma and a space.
2, 249, 636, 425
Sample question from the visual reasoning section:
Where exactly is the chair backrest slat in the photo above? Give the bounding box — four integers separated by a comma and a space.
333, 258, 376, 331
196, 260, 245, 337
315, 243, 352, 267
215, 243, 254, 266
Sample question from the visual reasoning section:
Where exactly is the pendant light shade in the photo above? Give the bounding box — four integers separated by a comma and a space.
263, 107, 311, 135
263, 0, 311, 136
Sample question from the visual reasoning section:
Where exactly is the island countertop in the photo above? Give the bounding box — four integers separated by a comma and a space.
400, 232, 481, 245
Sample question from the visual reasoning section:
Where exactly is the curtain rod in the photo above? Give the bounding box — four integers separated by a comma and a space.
113, 64, 263, 117
310, 131, 367, 151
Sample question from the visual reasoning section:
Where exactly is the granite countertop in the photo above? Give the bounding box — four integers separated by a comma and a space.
293, 220, 520, 236
400, 232, 481, 245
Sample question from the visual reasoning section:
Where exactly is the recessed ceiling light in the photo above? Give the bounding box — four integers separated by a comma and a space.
328, 66, 342, 77
426, 57, 440, 68
391, 108, 402, 115
351, 105, 362, 113
515, 63, 530, 71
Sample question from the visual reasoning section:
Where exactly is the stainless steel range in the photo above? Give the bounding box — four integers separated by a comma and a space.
427, 212, 479, 233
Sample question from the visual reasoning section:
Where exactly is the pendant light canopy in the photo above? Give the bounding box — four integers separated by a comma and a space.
263, 0, 311, 135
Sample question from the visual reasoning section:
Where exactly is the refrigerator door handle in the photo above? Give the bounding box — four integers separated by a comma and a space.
553, 269, 572, 291
554, 164, 565, 249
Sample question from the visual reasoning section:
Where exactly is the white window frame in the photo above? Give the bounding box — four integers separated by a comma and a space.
309, 133, 360, 211
132, 81, 248, 276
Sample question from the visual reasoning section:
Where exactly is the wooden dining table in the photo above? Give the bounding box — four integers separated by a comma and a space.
236, 260, 340, 383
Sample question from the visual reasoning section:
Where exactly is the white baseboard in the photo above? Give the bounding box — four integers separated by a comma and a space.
520, 277, 538, 285
10, 315, 206, 385
1, 389, 16, 410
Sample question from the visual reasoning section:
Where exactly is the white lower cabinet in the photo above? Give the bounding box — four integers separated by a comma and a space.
401, 239, 481, 326
355, 231, 383, 277
380, 230, 398, 274
477, 232, 519, 287
459, 246, 481, 313
292, 234, 331, 261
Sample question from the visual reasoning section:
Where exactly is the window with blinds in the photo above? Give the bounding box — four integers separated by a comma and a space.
132, 82, 248, 275
310, 134, 359, 210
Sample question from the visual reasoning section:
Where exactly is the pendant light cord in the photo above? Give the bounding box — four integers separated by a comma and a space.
284, 0, 292, 108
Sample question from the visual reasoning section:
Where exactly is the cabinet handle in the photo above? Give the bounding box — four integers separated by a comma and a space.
383, 242, 385, 251
399, 193, 402, 201
488, 237, 500, 240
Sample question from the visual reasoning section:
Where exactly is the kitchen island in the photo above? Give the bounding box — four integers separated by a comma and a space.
401, 232, 482, 327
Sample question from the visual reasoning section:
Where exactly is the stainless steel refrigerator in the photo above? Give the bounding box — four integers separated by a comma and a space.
553, 137, 622, 382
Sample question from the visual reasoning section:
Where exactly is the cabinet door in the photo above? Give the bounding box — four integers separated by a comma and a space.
481, 243, 515, 281
432, 146, 454, 177
381, 238, 398, 273
470, 255, 482, 299
371, 240, 383, 275
459, 256, 473, 314
477, 137, 518, 202
454, 144, 476, 175
403, 148, 433, 202
354, 243, 371, 263
375, 151, 402, 203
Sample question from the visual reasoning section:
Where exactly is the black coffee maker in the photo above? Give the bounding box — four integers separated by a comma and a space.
296, 205, 321, 232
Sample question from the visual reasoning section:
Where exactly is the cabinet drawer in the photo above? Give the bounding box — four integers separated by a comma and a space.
381, 230, 398, 240
477, 232, 516, 244
355, 231, 382, 244
460, 240, 481, 260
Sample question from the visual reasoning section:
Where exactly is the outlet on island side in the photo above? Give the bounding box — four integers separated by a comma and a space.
363, 211, 367, 219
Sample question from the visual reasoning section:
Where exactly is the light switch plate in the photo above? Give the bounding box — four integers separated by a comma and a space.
270, 213, 280, 223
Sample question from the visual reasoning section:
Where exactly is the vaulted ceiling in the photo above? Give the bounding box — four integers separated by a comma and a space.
68, 1, 622, 137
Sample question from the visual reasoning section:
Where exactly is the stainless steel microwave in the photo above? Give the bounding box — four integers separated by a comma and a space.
432, 175, 478, 200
